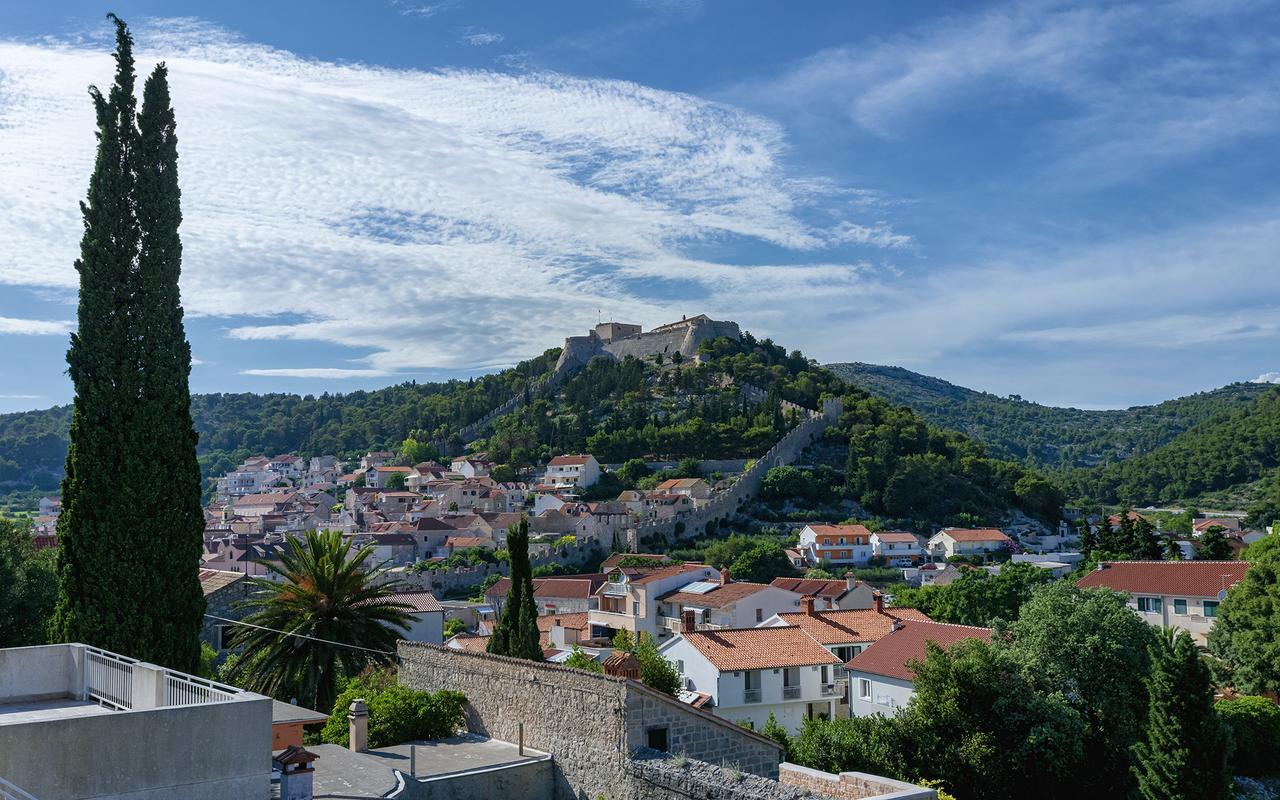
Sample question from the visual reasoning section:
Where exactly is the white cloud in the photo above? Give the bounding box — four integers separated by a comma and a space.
0, 394, 41, 399
736, 0, 1280, 183
389, 0, 460, 18
241, 368, 394, 379
0, 19, 896, 373
1254, 372, 1280, 384
460, 29, 504, 46
0, 316, 73, 335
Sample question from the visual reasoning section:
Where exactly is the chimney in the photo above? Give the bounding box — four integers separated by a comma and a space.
873, 591, 884, 615
719, 567, 730, 586
845, 571, 857, 591
801, 596, 816, 616
348, 699, 369, 752
681, 609, 696, 633
890, 619, 903, 632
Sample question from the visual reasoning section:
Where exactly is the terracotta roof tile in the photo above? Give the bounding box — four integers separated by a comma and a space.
770, 577, 852, 599
808, 523, 873, 538
548, 454, 593, 466
390, 591, 445, 613
873, 531, 921, 544
198, 568, 245, 595
536, 612, 590, 633
772, 608, 933, 645
681, 627, 842, 671
1076, 561, 1248, 598
659, 581, 770, 608
935, 528, 1011, 543
847, 620, 992, 681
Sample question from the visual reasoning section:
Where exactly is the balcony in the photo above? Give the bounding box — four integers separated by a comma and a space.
587, 609, 638, 632
601, 582, 630, 597
743, 689, 762, 704
660, 616, 725, 634
782, 686, 802, 700
820, 683, 840, 697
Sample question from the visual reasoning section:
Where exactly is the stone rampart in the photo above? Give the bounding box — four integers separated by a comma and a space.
396, 643, 783, 800
779, 764, 936, 800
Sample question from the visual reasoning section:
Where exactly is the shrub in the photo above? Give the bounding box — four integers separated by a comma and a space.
320, 671, 466, 748
1217, 696, 1280, 776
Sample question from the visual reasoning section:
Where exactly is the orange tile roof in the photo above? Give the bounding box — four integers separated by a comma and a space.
873, 531, 921, 544
198, 568, 245, 595
936, 528, 1010, 543
681, 627, 842, 671
770, 577, 853, 599
1076, 561, 1248, 598
658, 581, 770, 608
808, 523, 873, 538
847, 620, 992, 681
548, 454, 593, 466
389, 591, 444, 613
446, 634, 491, 653
773, 608, 933, 645
535, 612, 590, 633
631, 562, 712, 585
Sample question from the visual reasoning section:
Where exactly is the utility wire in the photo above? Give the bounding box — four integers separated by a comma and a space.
204, 613, 396, 657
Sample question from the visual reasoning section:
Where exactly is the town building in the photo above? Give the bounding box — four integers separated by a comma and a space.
659, 622, 844, 733
870, 531, 926, 565
798, 524, 874, 566
588, 559, 720, 640
1075, 560, 1249, 644
769, 575, 876, 611
655, 569, 802, 634
845, 620, 992, 717
485, 574, 608, 617
926, 528, 1012, 559
544, 454, 601, 490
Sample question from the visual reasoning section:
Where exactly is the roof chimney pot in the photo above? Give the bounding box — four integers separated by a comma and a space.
681, 609, 696, 634
720, 567, 730, 586
873, 590, 884, 615
801, 596, 816, 616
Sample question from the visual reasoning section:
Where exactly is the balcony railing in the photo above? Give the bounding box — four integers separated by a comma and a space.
660, 616, 725, 634
84, 647, 137, 710
602, 582, 629, 597
743, 689, 762, 703
820, 683, 840, 697
164, 673, 240, 707
782, 686, 802, 700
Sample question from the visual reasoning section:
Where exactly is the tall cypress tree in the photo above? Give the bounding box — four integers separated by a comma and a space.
135, 62, 206, 672
487, 517, 543, 661
1132, 631, 1233, 800
53, 17, 204, 671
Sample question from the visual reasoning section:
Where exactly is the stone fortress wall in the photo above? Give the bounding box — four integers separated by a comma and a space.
553, 314, 742, 380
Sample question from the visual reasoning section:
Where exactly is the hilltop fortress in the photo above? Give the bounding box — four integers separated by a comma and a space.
553, 314, 741, 378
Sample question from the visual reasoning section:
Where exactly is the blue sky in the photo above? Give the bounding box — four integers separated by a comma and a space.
1, 0, 1278, 414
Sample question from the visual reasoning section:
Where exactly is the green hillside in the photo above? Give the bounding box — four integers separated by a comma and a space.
826, 362, 1271, 468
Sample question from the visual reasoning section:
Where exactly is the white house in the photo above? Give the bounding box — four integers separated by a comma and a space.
365, 465, 412, 489
870, 532, 925, 566
769, 575, 876, 611
450, 457, 492, 479
926, 528, 1012, 559
846, 620, 992, 717
588, 560, 719, 640
798, 524, 874, 566
1076, 560, 1249, 645
659, 623, 843, 734
654, 570, 802, 634
544, 454, 601, 490
391, 591, 446, 645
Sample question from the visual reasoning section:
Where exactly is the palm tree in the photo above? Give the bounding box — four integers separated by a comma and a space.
225, 529, 413, 713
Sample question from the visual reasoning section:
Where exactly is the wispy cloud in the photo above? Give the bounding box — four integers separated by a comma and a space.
241, 368, 394, 379
389, 0, 460, 19
0, 316, 73, 335
1254, 372, 1280, 384
735, 0, 1280, 185
459, 28, 504, 46
0, 394, 41, 400
0, 19, 893, 374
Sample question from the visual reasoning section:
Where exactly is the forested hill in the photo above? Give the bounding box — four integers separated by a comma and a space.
826, 362, 1272, 469
0, 348, 562, 488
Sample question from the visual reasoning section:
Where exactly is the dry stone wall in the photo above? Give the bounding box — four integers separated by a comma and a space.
396, 642, 783, 800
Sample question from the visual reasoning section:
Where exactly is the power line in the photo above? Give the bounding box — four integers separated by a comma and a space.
204, 614, 396, 657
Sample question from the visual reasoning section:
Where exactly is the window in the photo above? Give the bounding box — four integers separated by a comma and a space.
216, 624, 235, 650
756, 608, 763, 623
783, 667, 799, 687
859, 679, 872, 700
646, 726, 669, 752
1137, 597, 1163, 613
1173, 599, 1187, 615
744, 670, 761, 703
632, 602, 639, 616
1203, 600, 1219, 618
820, 665, 830, 684
838, 537, 846, 545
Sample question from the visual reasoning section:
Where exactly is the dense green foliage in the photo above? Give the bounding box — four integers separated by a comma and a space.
487, 517, 543, 661
225, 530, 413, 711
1060, 386, 1280, 505
319, 670, 466, 748
894, 563, 1055, 626
1208, 536, 1280, 695
1215, 696, 1280, 777
827, 362, 1271, 468
1133, 631, 1232, 800
0, 518, 56, 647
728, 540, 799, 584
563, 647, 603, 672
52, 18, 204, 671
612, 630, 680, 695
792, 584, 1160, 800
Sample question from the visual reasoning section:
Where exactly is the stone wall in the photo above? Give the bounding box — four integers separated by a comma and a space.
779, 764, 936, 800
626, 397, 843, 550
396, 642, 783, 800
627, 751, 822, 800
201, 576, 252, 651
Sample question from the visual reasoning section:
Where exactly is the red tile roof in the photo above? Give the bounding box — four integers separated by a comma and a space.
536, 612, 590, 633
770, 577, 854, 599
873, 531, 920, 544
198, 568, 245, 595
658, 581, 770, 608
601, 553, 671, 571
446, 633, 491, 653
390, 591, 445, 613
1076, 561, 1248, 598
631, 563, 712, 585
936, 528, 1010, 543
808, 523, 873, 539
681, 626, 843, 671
773, 608, 934, 645
486, 575, 608, 600
847, 620, 992, 681
548, 454, 593, 466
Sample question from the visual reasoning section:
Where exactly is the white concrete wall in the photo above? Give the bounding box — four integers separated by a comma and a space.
0, 643, 82, 702
404, 610, 445, 645
848, 672, 914, 718
722, 588, 803, 628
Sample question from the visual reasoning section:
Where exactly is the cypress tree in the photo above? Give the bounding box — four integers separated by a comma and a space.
53, 17, 204, 671
134, 62, 206, 672
1197, 526, 1233, 561
487, 516, 543, 661
1132, 631, 1233, 800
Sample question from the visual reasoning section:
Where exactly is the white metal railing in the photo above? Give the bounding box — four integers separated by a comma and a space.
743, 689, 762, 703
0, 777, 38, 800
820, 683, 839, 697
602, 582, 629, 596
84, 647, 137, 710
163, 673, 240, 707
782, 686, 802, 700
